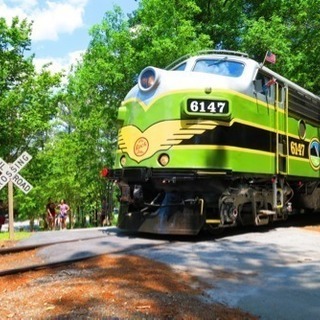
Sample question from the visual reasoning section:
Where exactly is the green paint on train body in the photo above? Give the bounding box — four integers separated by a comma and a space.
115, 87, 320, 179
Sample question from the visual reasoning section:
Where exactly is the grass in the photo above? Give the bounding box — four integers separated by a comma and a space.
0, 231, 32, 243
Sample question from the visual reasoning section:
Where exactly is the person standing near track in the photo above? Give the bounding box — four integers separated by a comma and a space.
46, 198, 56, 230
57, 199, 70, 230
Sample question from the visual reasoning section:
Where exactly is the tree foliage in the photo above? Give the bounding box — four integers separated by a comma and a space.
0, 17, 61, 160
0, 17, 61, 222
131, 0, 211, 67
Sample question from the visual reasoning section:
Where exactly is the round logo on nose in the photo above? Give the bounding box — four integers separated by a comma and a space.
309, 138, 320, 170
134, 137, 149, 156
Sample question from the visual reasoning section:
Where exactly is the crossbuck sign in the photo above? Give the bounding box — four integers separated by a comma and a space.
0, 151, 33, 194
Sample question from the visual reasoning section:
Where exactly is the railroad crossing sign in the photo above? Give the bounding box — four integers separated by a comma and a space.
0, 151, 33, 194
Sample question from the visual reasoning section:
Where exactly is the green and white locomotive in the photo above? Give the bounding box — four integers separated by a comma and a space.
106, 50, 320, 235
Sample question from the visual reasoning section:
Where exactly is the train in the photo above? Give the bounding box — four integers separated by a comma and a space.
105, 50, 320, 235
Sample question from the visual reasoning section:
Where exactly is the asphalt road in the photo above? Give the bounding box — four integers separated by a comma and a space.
19, 223, 320, 320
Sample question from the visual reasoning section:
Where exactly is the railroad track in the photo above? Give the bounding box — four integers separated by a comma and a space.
0, 235, 112, 277
1, 213, 318, 277
0, 232, 234, 277
0, 233, 176, 277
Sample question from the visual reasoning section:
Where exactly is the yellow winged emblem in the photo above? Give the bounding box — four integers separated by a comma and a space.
118, 120, 217, 162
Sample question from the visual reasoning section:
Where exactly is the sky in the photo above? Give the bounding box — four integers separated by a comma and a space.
0, 0, 139, 73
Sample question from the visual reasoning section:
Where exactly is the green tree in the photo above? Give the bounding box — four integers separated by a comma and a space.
194, 0, 247, 50
132, 0, 211, 68
0, 17, 61, 225
239, 0, 320, 92
0, 17, 61, 160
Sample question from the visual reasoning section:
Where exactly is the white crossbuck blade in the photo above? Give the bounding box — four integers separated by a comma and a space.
0, 151, 33, 194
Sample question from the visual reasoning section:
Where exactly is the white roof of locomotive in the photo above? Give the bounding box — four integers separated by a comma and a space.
125, 50, 320, 107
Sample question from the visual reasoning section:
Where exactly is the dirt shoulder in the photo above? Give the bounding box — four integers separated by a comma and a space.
0, 252, 258, 319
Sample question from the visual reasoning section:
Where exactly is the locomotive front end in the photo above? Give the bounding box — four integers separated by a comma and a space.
107, 51, 255, 235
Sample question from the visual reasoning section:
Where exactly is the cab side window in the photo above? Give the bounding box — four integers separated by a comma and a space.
254, 71, 275, 102
172, 63, 187, 71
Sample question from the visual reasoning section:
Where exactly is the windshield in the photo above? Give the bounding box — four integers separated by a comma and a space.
193, 59, 245, 77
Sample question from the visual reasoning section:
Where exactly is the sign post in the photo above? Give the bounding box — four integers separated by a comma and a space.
8, 180, 14, 240
0, 152, 33, 239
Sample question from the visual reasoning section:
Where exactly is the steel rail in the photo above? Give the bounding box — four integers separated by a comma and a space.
0, 253, 101, 277
0, 235, 110, 255
0, 237, 172, 277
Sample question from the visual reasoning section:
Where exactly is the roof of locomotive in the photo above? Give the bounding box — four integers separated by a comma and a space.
165, 50, 249, 70
166, 50, 320, 104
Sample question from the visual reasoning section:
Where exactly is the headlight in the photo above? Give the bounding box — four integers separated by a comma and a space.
138, 67, 159, 92
158, 154, 170, 167
120, 156, 126, 167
